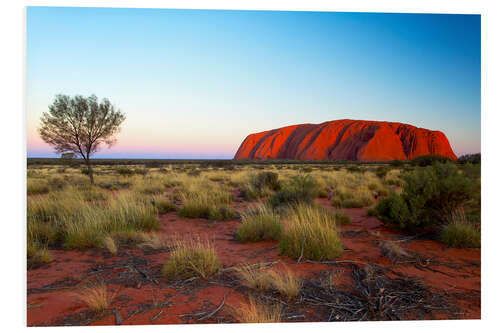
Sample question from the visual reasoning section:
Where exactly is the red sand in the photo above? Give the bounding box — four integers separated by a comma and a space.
234, 119, 457, 161
27, 201, 479, 326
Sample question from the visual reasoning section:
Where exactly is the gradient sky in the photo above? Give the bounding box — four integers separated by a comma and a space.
26, 7, 481, 159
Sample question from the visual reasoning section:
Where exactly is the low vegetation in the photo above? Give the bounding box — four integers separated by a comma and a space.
234, 297, 282, 323
75, 283, 113, 313
235, 264, 302, 300
236, 204, 282, 242
375, 162, 474, 230
440, 209, 480, 248
162, 238, 221, 279
279, 203, 343, 260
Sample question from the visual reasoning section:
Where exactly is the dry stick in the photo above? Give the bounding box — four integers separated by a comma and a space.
297, 241, 304, 264
197, 293, 228, 322
151, 309, 163, 321
113, 309, 123, 325
305, 259, 369, 265
132, 265, 159, 285
219, 261, 279, 273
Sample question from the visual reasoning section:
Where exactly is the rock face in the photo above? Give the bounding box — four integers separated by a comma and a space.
234, 119, 457, 161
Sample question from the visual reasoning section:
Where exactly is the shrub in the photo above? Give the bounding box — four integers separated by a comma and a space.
279, 204, 343, 260
375, 166, 389, 178
234, 297, 281, 323
411, 154, 451, 167
458, 153, 481, 164
390, 159, 405, 167
116, 167, 135, 176
268, 174, 317, 208
162, 239, 220, 279
236, 204, 282, 242
375, 163, 474, 230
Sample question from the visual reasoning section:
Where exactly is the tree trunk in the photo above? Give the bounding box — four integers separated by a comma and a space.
85, 159, 94, 185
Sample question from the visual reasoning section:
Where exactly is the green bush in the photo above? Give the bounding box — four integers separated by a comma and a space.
375, 163, 474, 230
251, 172, 281, 192
268, 174, 317, 208
411, 154, 451, 167
458, 153, 481, 164
441, 222, 480, 248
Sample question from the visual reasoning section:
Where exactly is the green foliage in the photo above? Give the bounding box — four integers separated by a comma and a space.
389, 159, 405, 167
251, 172, 281, 192
236, 205, 282, 242
458, 153, 481, 164
441, 222, 480, 248
375, 163, 474, 230
151, 197, 178, 214
162, 240, 221, 279
375, 166, 389, 178
279, 204, 343, 260
268, 174, 318, 208
411, 154, 451, 167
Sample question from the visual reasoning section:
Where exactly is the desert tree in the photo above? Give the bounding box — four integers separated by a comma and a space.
38, 94, 125, 184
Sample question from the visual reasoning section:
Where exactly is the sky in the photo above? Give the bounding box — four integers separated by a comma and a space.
26, 7, 481, 159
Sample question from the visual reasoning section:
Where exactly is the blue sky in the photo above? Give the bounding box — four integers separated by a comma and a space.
27, 7, 480, 158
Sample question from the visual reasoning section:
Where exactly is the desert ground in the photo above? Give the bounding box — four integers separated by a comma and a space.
26, 159, 480, 326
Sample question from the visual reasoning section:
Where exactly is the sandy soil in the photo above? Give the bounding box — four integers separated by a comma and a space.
27, 198, 480, 326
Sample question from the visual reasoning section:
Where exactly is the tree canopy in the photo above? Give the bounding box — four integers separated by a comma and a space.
39, 94, 125, 183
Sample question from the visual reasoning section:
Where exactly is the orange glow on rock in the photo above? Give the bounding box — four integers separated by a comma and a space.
234, 119, 457, 161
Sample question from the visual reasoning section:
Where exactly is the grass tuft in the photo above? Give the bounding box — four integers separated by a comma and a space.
75, 283, 113, 313
236, 204, 282, 242
234, 297, 281, 323
162, 238, 220, 279
279, 203, 343, 260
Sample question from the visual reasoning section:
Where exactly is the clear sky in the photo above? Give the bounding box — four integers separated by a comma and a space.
26, 7, 481, 159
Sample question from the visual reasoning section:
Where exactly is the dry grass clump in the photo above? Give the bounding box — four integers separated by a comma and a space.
27, 178, 50, 195
440, 209, 480, 248
331, 185, 374, 208
379, 240, 409, 263
234, 297, 281, 323
236, 204, 282, 242
178, 180, 235, 220
162, 238, 221, 279
27, 190, 160, 250
279, 203, 343, 260
384, 169, 403, 186
75, 282, 113, 313
27, 242, 53, 269
266, 267, 302, 300
150, 196, 178, 214
101, 236, 117, 254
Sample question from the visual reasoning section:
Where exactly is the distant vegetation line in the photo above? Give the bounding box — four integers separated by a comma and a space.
27, 153, 480, 167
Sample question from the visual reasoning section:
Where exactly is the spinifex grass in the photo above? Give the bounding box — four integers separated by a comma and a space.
27, 188, 159, 251
279, 203, 343, 260
236, 204, 282, 242
162, 238, 221, 279
234, 297, 281, 323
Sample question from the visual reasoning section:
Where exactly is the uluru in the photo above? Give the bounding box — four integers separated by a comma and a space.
234, 119, 457, 161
